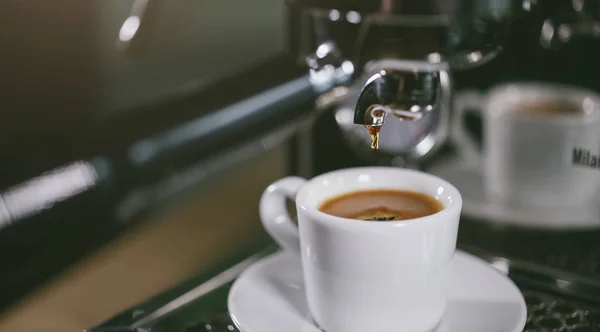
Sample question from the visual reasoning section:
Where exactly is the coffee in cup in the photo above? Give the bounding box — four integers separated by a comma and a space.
319, 189, 443, 221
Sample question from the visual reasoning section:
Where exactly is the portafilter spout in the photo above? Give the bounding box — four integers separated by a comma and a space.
353, 67, 441, 126
351, 60, 451, 158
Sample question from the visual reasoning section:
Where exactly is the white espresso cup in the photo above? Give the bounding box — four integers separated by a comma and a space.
452, 82, 600, 209
259, 167, 462, 332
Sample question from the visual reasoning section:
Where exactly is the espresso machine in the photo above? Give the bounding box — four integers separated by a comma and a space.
289, 0, 600, 173
293, 0, 512, 168
3, 1, 600, 331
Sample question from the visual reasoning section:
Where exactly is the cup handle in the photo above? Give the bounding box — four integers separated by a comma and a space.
259, 176, 307, 255
451, 90, 485, 167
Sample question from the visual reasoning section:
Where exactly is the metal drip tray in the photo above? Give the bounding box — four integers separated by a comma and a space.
88, 219, 600, 332
523, 291, 600, 331
458, 218, 600, 280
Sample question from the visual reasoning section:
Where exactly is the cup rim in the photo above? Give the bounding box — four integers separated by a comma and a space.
296, 167, 462, 229
485, 81, 600, 125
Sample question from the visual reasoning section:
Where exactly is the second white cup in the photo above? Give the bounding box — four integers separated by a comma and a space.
452, 82, 600, 209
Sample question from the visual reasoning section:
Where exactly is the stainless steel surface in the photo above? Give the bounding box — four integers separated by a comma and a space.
128, 252, 265, 330
88, 213, 600, 332
328, 59, 451, 160
115, 115, 313, 223
178, 290, 600, 332
522, 291, 600, 331
350, 59, 451, 159
305, 41, 356, 112
539, 0, 600, 49
0, 140, 289, 331
126, 76, 313, 166
89, 231, 600, 332
306, 41, 354, 93
64, 1, 600, 331
299, 0, 517, 162
353, 66, 439, 124
294, 0, 516, 69
473, 248, 600, 331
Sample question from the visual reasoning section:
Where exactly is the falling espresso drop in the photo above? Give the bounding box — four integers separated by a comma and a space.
366, 125, 381, 150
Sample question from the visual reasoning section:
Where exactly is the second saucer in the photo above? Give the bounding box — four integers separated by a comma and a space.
428, 161, 600, 229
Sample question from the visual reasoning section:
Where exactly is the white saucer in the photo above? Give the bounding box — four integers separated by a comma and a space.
228, 250, 527, 332
428, 161, 600, 229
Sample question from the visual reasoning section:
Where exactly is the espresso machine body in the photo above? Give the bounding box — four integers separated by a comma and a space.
90, 2, 600, 331
4, 1, 600, 331
286, 0, 600, 173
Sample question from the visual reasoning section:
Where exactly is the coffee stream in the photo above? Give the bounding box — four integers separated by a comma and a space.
364, 107, 386, 151
363, 106, 423, 151
366, 125, 381, 150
